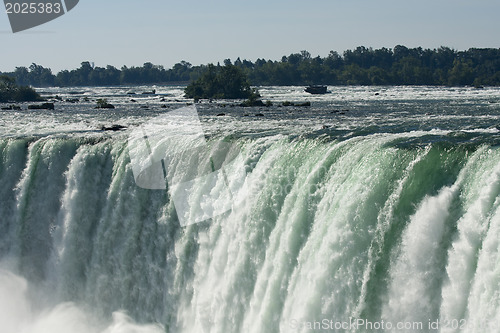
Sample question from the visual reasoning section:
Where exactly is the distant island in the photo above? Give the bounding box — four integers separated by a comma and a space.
184, 63, 260, 100
1, 46, 500, 88
0, 75, 42, 102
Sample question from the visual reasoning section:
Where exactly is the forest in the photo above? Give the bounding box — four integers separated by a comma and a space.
1, 45, 500, 87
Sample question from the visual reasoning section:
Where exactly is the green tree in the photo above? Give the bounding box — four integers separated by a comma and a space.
392, 56, 422, 85
0, 75, 17, 101
448, 59, 475, 86
341, 64, 370, 85
14, 67, 30, 85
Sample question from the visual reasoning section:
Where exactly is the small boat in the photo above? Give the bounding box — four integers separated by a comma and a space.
305, 85, 328, 94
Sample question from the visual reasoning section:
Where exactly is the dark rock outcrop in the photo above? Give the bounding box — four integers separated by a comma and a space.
28, 102, 54, 110
100, 124, 127, 131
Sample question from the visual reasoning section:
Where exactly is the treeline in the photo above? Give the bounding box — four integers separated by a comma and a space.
247, 46, 500, 86
3, 61, 198, 87
2, 46, 500, 87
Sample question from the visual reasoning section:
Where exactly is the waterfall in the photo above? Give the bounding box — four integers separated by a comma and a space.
1, 134, 500, 332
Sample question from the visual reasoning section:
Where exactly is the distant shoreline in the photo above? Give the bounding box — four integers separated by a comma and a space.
1, 45, 499, 88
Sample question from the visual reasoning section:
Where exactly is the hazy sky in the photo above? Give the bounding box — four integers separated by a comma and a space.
1, 0, 499, 72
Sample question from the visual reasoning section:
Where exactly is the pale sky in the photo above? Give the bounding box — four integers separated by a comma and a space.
1, 0, 499, 72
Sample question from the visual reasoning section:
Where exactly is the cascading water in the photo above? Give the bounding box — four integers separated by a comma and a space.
2, 85, 500, 332
1, 132, 500, 333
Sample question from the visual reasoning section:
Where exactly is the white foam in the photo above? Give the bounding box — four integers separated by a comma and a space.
0, 267, 164, 333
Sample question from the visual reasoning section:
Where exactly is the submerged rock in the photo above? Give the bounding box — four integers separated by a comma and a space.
96, 104, 115, 109
100, 124, 128, 131
240, 99, 265, 107
1, 104, 22, 110
95, 98, 115, 109
28, 102, 55, 110
281, 101, 311, 107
